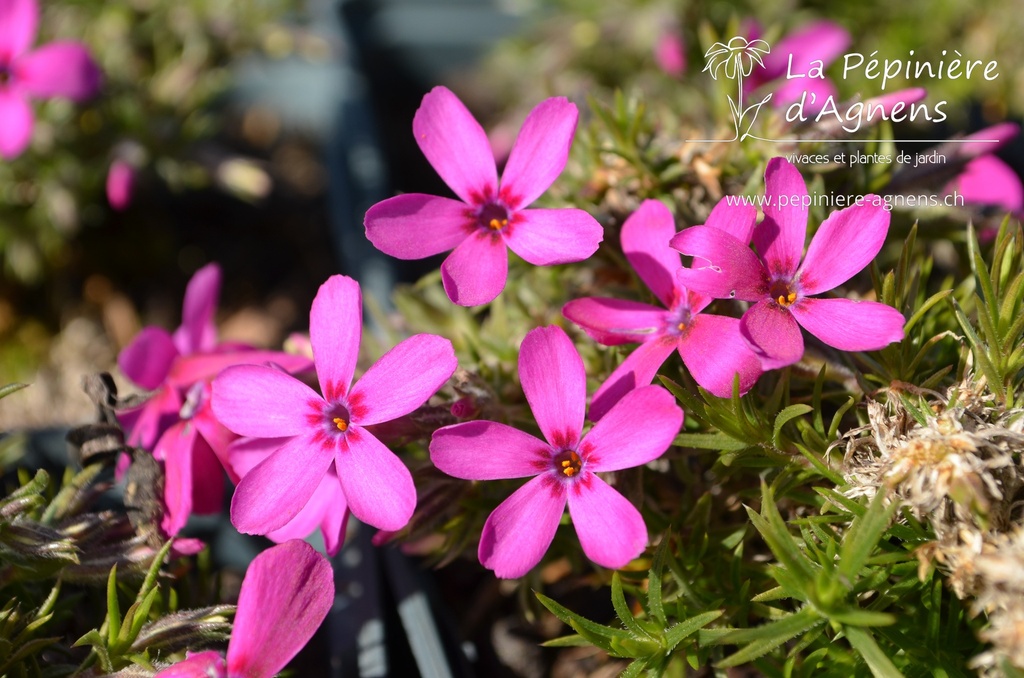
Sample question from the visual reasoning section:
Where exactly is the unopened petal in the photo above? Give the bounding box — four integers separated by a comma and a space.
519, 326, 586, 449
499, 97, 578, 209
567, 474, 647, 570
430, 420, 550, 480
790, 297, 904, 351
413, 86, 497, 204
503, 207, 602, 265
583, 385, 681, 472
349, 333, 456, 425
798, 197, 890, 295
119, 326, 178, 390
740, 301, 804, 370
479, 474, 565, 578
364, 193, 472, 259
440, 231, 508, 306
227, 541, 334, 678
173, 263, 220, 355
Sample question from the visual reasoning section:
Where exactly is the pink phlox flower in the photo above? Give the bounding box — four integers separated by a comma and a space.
154, 540, 334, 678
745, 20, 851, 114
118, 263, 312, 537
212, 274, 457, 536
364, 85, 603, 306
429, 326, 683, 578
0, 0, 101, 158
563, 199, 762, 419
942, 123, 1023, 219
225, 436, 349, 556
670, 157, 905, 369
654, 29, 686, 78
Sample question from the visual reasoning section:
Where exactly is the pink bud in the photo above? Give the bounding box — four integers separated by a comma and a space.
106, 159, 135, 211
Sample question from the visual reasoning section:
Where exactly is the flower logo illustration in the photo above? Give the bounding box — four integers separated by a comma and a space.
703, 36, 773, 141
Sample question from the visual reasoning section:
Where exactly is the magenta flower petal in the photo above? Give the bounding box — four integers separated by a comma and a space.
119, 326, 178, 390
757, 158, 809, 274
155, 651, 226, 678
790, 297, 904, 351
0, 0, 36, 60
771, 76, 839, 113
798, 197, 890, 295
189, 434, 224, 515
227, 540, 334, 678
310, 274, 362, 401
499, 97, 578, 209
157, 421, 193, 537
503, 207, 602, 265
703, 198, 758, 245
17, 42, 101, 101
678, 313, 762, 397
349, 333, 456, 426
413, 85, 498, 204
583, 385, 681, 472
213, 365, 320, 438
519, 326, 586, 449
478, 474, 565, 578
364, 193, 472, 259
761, 21, 850, 80
106, 159, 134, 210
430, 420, 550, 480
440, 231, 509, 306
124, 386, 181, 449
266, 469, 348, 556
948, 155, 1024, 214
861, 87, 928, 117
172, 263, 220, 355
561, 297, 665, 346
567, 473, 647, 569
588, 338, 676, 422
740, 301, 805, 370
671, 225, 767, 301
620, 199, 682, 307
335, 427, 416, 531
230, 433, 334, 534
0, 90, 31, 159
654, 31, 686, 77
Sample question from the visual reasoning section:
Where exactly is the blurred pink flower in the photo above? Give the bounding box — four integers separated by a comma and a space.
671, 157, 905, 369
155, 540, 334, 678
118, 263, 312, 536
106, 158, 135, 210
212, 274, 457, 535
746, 20, 851, 114
943, 123, 1024, 218
564, 199, 762, 418
365, 86, 603, 306
654, 30, 686, 77
0, 0, 101, 158
430, 326, 683, 578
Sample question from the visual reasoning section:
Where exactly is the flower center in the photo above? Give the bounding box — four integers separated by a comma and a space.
665, 305, 693, 337
769, 280, 799, 307
325, 403, 351, 435
554, 449, 582, 478
476, 202, 509, 232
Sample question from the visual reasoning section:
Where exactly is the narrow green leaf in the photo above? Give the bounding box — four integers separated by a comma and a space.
0, 383, 29, 400
611, 573, 654, 639
673, 432, 749, 451
620, 656, 650, 678
844, 626, 904, 678
541, 634, 591, 648
106, 565, 121, 647
647, 538, 668, 626
748, 483, 816, 583
950, 297, 1004, 401
828, 608, 895, 627
773, 405, 813, 447
715, 608, 823, 667
664, 610, 722, 652
838, 491, 897, 583
903, 289, 952, 334
535, 592, 627, 653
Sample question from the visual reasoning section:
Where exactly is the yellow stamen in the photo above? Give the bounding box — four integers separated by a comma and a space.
488, 218, 508, 230
677, 322, 686, 331
333, 417, 348, 432
776, 291, 798, 307
560, 451, 581, 477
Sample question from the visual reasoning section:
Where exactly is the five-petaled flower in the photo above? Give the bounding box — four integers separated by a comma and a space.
212, 274, 457, 536
429, 326, 683, 578
155, 540, 334, 678
118, 263, 311, 539
0, 0, 101, 158
564, 199, 762, 419
364, 86, 603, 306
670, 157, 905, 369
